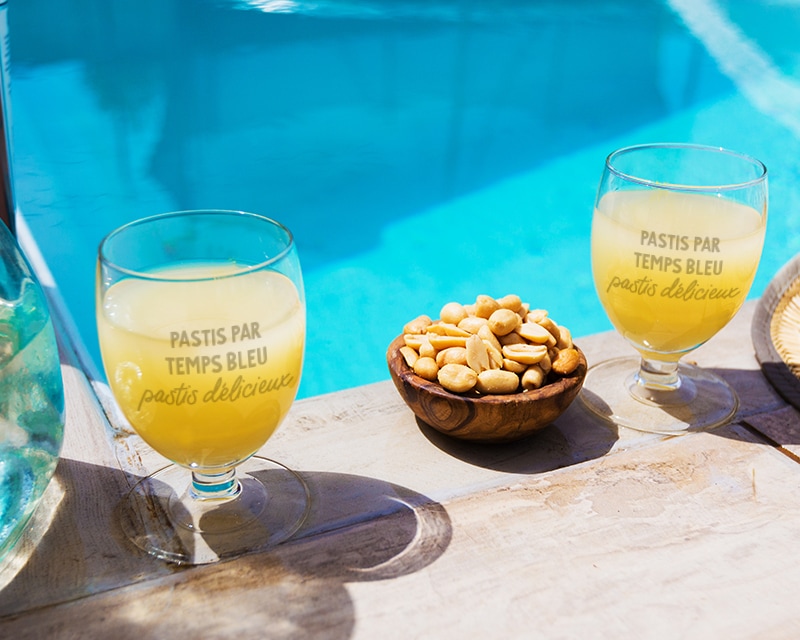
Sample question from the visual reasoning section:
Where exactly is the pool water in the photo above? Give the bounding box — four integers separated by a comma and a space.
8, 0, 800, 398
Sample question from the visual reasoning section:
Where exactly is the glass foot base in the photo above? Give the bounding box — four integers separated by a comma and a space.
119, 456, 311, 565
580, 356, 739, 435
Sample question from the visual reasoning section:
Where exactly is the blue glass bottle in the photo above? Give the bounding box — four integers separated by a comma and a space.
0, 220, 64, 562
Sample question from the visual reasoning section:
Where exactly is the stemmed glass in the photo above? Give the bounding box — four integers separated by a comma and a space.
96, 210, 309, 564
581, 144, 767, 435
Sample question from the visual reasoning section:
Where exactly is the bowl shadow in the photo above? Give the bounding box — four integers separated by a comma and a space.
414, 397, 619, 474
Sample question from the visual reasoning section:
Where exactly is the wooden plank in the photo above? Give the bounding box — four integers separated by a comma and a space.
2, 300, 797, 637
1, 422, 798, 639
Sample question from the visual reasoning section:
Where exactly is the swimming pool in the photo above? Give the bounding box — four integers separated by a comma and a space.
9, 0, 800, 398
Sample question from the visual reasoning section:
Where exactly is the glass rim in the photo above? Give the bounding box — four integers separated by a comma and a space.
98, 209, 295, 281
605, 143, 768, 192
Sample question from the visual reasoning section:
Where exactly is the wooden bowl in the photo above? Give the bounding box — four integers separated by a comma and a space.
386, 335, 587, 443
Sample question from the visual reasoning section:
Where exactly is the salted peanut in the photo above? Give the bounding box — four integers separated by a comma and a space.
404, 333, 427, 350
517, 322, 554, 345
466, 334, 490, 373
539, 352, 552, 375
477, 324, 502, 353
474, 294, 500, 319
556, 325, 573, 350
444, 324, 471, 337
458, 316, 488, 334
521, 364, 546, 390
485, 343, 504, 369
499, 331, 526, 346
502, 357, 527, 374
419, 339, 437, 359
502, 343, 548, 365
427, 322, 470, 337
538, 316, 561, 343
425, 321, 445, 334
437, 346, 467, 368
440, 302, 468, 325
429, 334, 468, 350
551, 348, 580, 375
400, 346, 419, 368
400, 299, 577, 394
496, 294, 522, 313
487, 308, 521, 336
477, 325, 503, 366
428, 334, 467, 352
438, 363, 478, 393
476, 369, 520, 395
526, 308, 548, 324
414, 356, 439, 381
404, 314, 432, 335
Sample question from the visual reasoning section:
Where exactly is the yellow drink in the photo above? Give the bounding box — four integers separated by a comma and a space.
97, 263, 305, 469
592, 189, 765, 360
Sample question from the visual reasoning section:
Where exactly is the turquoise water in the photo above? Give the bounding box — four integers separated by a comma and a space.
9, 0, 800, 398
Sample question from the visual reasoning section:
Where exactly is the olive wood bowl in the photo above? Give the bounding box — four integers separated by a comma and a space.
386, 335, 587, 443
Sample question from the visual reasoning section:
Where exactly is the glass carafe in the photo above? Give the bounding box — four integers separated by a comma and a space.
0, 221, 64, 561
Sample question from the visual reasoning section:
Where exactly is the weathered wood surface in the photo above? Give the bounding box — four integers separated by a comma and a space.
2, 301, 800, 639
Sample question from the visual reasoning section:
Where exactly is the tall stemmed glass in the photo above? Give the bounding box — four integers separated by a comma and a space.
581, 144, 767, 435
97, 210, 309, 564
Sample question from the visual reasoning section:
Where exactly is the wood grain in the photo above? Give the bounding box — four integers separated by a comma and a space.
5, 301, 800, 639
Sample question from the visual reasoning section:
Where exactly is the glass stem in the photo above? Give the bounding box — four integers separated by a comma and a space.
190, 467, 241, 501
635, 357, 681, 392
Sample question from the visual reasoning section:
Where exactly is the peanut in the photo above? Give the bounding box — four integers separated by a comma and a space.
398, 295, 580, 396
474, 294, 500, 319
498, 331, 526, 346
403, 333, 426, 350
538, 316, 561, 343
539, 352, 552, 375
502, 357, 527, 374
551, 348, 580, 375
487, 308, 521, 336
526, 309, 548, 324
438, 363, 478, 393
556, 325, 573, 350
404, 314, 432, 334
476, 369, 520, 395
496, 294, 523, 312
477, 324, 502, 354
477, 324, 504, 368
521, 364, 546, 390
413, 356, 439, 381
436, 346, 467, 368
466, 334, 490, 373
501, 343, 548, 365
419, 339, 437, 359
428, 334, 468, 350
517, 322, 554, 345
400, 346, 419, 368
427, 322, 470, 337
440, 302, 468, 325
458, 316, 488, 334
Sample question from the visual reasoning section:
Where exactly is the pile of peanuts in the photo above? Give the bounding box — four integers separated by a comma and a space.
399, 294, 580, 395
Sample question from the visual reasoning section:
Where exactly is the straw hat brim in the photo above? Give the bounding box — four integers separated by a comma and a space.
752, 253, 800, 408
